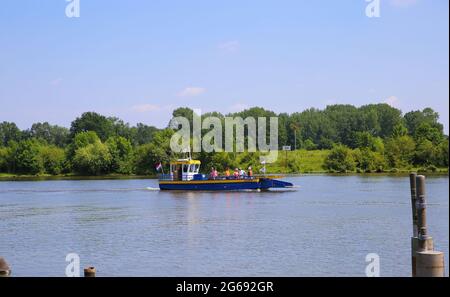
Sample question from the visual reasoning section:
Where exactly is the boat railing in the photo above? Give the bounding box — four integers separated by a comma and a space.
158, 174, 174, 181
158, 173, 270, 181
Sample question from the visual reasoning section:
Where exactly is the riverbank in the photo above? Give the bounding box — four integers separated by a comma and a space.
1, 149, 448, 181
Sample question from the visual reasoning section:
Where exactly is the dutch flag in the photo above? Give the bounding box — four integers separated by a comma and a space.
155, 162, 162, 172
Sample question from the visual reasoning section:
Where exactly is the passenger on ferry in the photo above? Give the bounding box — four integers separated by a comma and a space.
225, 167, 231, 179
233, 168, 239, 179
210, 167, 218, 179
239, 168, 247, 178
248, 166, 253, 177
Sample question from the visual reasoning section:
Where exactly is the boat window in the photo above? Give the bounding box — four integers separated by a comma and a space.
190, 164, 196, 172
183, 164, 189, 173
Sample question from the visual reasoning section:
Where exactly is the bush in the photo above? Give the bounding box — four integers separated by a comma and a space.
324, 145, 356, 173
0, 147, 10, 172
106, 136, 133, 174
12, 139, 44, 174
72, 142, 112, 175
39, 146, 66, 175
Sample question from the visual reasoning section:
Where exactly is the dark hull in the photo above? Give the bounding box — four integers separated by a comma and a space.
159, 178, 293, 191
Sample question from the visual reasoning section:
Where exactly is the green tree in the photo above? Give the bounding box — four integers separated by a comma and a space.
324, 144, 356, 173
414, 140, 436, 166
67, 131, 101, 159
70, 112, 115, 141
130, 123, 158, 145
134, 129, 176, 175
0, 147, 10, 172
404, 108, 443, 136
12, 139, 44, 174
414, 122, 444, 145
353, 131, 384, 152
27, 122, 69, 147
384, 135, 416, 168
436, 139, 449, 167
0, 122, 22, 146
106, 136, 133, 174
353, 148, 386, 172
72, 141, 112, 175
39, 146, 66, 175
302, 139, 317, 151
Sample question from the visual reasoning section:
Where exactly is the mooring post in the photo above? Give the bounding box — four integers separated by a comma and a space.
0, 257, 11, 277
84, 266, 96, 277
415, 175, 433, 252
413, 175, 445, 277
409, 173, 418, 237
410, 173, 419, 276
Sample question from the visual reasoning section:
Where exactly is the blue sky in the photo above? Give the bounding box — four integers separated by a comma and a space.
0, 0, 448, 132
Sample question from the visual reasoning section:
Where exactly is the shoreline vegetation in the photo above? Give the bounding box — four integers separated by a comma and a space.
1, 105, 448, 180
1, 166, 448, 182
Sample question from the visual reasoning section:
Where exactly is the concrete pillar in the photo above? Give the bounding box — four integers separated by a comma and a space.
411, 237, 434, 277
416, 251, 445, 277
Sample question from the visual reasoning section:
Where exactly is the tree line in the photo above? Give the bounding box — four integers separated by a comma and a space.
0, 104, 448, 176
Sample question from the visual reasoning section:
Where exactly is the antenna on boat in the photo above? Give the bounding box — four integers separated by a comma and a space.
181, 146, 191, 160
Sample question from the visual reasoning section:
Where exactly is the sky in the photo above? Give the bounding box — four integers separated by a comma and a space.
0, 0, 448, 132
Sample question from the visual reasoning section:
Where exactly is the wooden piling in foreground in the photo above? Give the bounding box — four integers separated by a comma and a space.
409, 173, 418, 237
416, 175, 430, 251
84, 266, 96, 277
411, 175, 445, 277
410, 173, 419, 276
0, 257, 11, 277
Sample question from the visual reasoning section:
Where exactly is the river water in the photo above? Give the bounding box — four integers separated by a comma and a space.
0, 175, 448, 277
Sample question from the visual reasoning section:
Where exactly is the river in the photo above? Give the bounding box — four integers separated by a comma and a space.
0, 175, 448, 276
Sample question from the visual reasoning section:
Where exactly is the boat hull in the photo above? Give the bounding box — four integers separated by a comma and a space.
159, 178, 293, 191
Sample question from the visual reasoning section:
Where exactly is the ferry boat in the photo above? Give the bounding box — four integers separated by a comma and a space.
158, 159, 294, 191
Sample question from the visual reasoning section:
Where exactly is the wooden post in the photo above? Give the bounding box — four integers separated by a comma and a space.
409, 173, 418, 237
413, 175, 445, 277
285, 150, 288, 172
410, 173, 419, 276
84, 266, 96, 277
416, 175, 430, 251
0, 257, 11, 277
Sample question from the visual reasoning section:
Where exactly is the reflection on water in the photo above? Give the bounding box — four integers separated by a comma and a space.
0, 175, 448, 276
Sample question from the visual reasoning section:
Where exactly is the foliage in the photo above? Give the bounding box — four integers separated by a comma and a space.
323, 145, 356, 173
0, 105, 447, 176
39, 146, 66, 175
26, 122, 69, 147
106, 136, 133, 174
11, 139, 44, 174
70, 112, 116, 141
0, 122, 22, 146
72, 141, 112, 175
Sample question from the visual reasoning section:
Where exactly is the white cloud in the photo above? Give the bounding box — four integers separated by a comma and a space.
218, 40, 240, 53
177, 87, 206, 97
384, 96, 400, 107
131, 104, 161, 113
